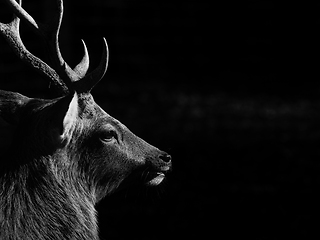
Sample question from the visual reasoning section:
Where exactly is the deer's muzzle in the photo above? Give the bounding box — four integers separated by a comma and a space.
144, 152, 172, 186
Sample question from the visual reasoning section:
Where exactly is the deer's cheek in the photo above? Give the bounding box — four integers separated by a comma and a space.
121, 148, 144, 166
97, 144, 132, 171
100, 140, 140, 164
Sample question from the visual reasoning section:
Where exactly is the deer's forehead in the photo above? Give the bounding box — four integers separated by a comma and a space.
77, 94, 103, 116
77, 95, 114, 123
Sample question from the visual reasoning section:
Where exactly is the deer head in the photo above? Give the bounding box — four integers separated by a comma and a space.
0, 0, 171, 205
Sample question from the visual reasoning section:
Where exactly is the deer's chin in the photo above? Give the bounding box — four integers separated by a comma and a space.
146, 172, 165, 186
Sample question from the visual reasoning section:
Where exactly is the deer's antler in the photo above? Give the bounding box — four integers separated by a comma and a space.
0, 0, 109, 95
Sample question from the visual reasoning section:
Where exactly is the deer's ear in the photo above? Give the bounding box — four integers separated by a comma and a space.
0, 90, 30, 125
51, 92, 79, 145
61, 93, 79, 139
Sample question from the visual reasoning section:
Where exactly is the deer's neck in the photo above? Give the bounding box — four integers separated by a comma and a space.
0, 157, 99, 240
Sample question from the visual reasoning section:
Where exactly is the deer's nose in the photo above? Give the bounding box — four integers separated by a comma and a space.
159, 153, 172, 163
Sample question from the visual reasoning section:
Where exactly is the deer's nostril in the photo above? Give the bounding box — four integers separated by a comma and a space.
159, 153, 171, 163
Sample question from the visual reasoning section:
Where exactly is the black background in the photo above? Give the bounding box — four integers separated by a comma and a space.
1, 0, 320, 239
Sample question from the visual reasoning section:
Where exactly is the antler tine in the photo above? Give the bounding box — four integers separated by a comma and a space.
44, 0, 90, 82
0, 0, 69, 94
3, 0, 90, 85
73, 40, 90, 78
74, 38, 109, 93
3, 0, 40, 31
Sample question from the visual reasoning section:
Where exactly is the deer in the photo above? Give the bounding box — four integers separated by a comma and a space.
0, 0, 172, 239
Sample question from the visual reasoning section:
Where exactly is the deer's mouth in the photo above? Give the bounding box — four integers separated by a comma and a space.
124, 157, 172, 187
146, 172, 165, 186
143, 163, 171, 186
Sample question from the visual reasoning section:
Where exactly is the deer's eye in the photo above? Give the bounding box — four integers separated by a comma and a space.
99, 130, 118, 142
